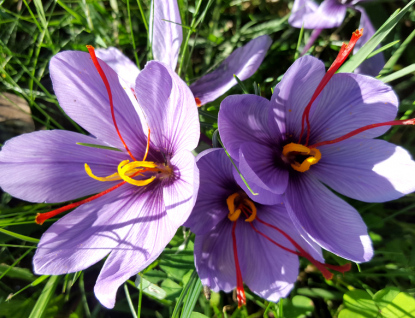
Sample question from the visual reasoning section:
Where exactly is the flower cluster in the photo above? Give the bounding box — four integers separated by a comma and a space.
0, 0, 414, 311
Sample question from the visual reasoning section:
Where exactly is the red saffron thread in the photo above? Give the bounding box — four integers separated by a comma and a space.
231, 221, 246, 308
35, 181, 127, 225
299, 29, 363, 146
309, 118, 415, 148
195, 97, 202, 107
86, 45, 137, 161
255, 216, 351, 279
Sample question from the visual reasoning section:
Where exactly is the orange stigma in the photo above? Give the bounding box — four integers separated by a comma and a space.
299, 29, 363, 146
195, 97, 202, 107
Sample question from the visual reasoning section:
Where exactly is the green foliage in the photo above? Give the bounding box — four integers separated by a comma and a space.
0, 0, 415, 317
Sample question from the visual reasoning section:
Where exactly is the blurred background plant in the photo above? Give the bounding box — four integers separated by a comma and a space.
0, 0, 415, 317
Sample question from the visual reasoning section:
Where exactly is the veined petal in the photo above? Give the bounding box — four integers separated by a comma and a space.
163, 150, 199, 228
219, 94, 279, 160
135, 61, 199, 155
149, 0, 182, 70
289, 0, 346, 29
284, 174, 373, 262
237, 205, 301, 302
270, 55, 326, 139
0, 130, 126, 203
33, 183, 149, 276
50, 51, 148, 155
95, 47, 140, 88
184, 149, 239, 235
190, 35, 272, 105
353, 7, 385, 76
94, 187, 176, 309
308, 73, 398, 143
239, 142, 289, 194
312, 139, 415, 202
194, 219, 236, 293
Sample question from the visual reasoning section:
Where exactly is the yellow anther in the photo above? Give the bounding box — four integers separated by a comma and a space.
244, 200, 257, 222
282, 143, 321, 173
226, 193, 240, 215
228, 209, 242, 222
118, 160, 157, 187
282, 143, 311, 157
84, 163, 123, 182
226, 193, 257, 222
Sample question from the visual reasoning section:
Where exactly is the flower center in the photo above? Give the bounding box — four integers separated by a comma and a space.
226, 192, 257, 222
282, 142, 321, 172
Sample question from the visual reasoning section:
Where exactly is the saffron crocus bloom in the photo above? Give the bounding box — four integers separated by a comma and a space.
96, 0, 272, 106
185, 149, 350, 307
289, 0, 384, 76
219, 30, 415, 263
0, 48, 199, 308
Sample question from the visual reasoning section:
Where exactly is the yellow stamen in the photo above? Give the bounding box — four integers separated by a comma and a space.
244, 200, 257, 223
227, 193, 239, 214
282, 142, 321, 173
117, 160, 157, 186
226, 193, 257, 222
84, 163, 122, 182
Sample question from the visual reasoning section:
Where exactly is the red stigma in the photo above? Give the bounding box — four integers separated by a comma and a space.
299, 29, 363, 146
86, 45, 137, 161
195, 97, 202, 107
253, 216, 352, 280
231, 221, 246, 308
309, 118, 415, 148
35, 181, 127, 225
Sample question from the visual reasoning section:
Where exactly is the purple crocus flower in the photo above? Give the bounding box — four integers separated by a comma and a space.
0, 47, 200, 308
96, 0, 272, 106
289, 0, 384, 76
185, 148, 350, 307
218, 31, 415, 264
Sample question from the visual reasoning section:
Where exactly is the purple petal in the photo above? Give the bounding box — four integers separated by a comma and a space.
284, 174, 373, 262
289, 0, 346, 29
135, 61, 199, 155
163, 150, 199, 228
33, 183, 152, 276
233, 167, 284, 206
239, 142, 288, 194
0, 130, 127, 203
149, 0, 182, 70
308, 73, 398, 144
50, 51, 148, 155
194, 219, 236, 293
94, 187, 176, 308
353, 7, 385, 76
219, 94, 279, 160
184, 149, 237, 235
312, 139, 415, 202
95, 47, 140, 88
270, 55, 326, 138
190, 35, 272, 105
236, 206, 300, 302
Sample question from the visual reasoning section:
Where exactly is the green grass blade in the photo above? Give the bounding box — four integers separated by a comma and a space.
378, 63, 415, 83
180, 277, 202, 318
0, 248, 34, 281
127, 0, 140, 68
136, 0, 148, 33
0, 228, 40, 243
339, 0, 415, 73
294, 23, 305, 60
366, 40, 400, 59
172, 270, 198, 318
124, 284, 138, 318
76, 143, 123, 152
28, 275, 60, 318
380, 29, 415, 75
